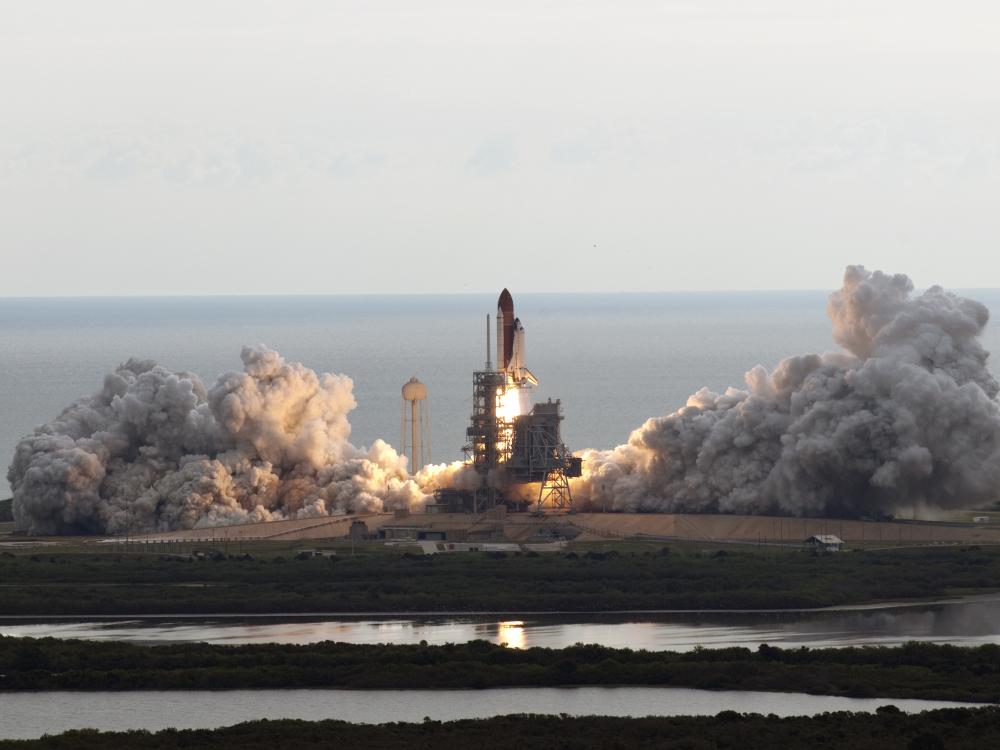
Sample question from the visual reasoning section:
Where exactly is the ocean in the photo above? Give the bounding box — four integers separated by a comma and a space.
4, 290, 1000, 498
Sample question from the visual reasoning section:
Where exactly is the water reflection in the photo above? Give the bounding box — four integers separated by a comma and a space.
496, 620, 526, 648
5, 596, 1000, 651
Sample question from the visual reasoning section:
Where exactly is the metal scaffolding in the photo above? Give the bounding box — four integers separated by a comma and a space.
450, 303, 582, 515
463, 369, 506, 512
507, 399, 582, 512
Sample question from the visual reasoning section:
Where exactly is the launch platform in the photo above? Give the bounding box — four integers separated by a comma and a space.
449, 288, 581, 513
80, 511, 1000, 549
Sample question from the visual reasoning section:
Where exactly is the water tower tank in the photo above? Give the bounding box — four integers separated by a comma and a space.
402, 377, 427, 402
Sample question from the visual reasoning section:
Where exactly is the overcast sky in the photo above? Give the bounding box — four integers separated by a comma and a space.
1, 1, 998, 295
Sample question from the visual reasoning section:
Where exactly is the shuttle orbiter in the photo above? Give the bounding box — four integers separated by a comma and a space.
496, 288, 537, 385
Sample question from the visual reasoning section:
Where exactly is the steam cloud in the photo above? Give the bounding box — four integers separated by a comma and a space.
8, 346, 427, 534
10, 265, 1000, 533
572, 266, 1000, 516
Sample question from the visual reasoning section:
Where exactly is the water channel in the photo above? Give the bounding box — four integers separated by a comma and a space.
0, 687, 986, 740
5, 595, 1000, 650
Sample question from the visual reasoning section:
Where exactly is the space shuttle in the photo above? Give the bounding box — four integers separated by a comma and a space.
496, 288, 538, 385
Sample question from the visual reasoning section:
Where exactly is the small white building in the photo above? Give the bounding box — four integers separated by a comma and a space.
417, 541, 566, 555
418, 541, 521, 555
805, 534, 844, 552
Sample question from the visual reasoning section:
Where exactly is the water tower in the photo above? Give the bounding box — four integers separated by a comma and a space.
401, 376, 429, 473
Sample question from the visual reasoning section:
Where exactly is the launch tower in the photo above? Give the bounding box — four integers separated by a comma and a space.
460, 289, 581, 513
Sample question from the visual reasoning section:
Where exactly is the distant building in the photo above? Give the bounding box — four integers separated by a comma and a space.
348, 520, 369, 541
377, 513, 506, 543
805, 534, 843, 552
417, 541, 566, 555
973, 516, 991, 524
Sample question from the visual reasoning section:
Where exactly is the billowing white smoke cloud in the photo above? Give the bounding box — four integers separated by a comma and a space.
8, 346, 427, 534
12, 266, 1000, 532
572, 266, 1000, 517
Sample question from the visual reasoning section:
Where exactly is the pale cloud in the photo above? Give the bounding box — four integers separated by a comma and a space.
1, 1, 998, 295
465, 137, 517, 177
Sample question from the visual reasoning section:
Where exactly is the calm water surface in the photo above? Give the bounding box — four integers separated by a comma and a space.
6, 597, 1000, 650
0, 687, 985, 740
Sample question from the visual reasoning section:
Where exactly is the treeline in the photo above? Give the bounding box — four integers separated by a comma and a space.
3, 637, 1000, 703
3, 710, 999, 750
3, 544, 1000, 614
0, 498, 12, 523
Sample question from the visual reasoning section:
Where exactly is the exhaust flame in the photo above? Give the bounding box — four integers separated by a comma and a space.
496, 378, 531, 420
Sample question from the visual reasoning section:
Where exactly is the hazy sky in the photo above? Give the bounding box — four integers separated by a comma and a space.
2, 1, 998, 295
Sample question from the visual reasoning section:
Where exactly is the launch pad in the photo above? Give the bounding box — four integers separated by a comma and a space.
103, 510, 1000, 549
440, 289, 581, 514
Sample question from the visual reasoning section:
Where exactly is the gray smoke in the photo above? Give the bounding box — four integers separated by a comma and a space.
8, 346, 425, 534
573, 266, 1000, 517
12, 266, 1000, 533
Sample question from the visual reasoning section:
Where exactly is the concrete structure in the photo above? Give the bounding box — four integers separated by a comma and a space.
85, 511, 1000, 549
95, 513, 398, 545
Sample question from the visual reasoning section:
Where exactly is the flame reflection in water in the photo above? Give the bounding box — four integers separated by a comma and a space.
497, 620, 526, 648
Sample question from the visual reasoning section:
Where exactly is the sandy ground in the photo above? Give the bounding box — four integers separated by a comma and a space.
566, 513, 1000, 544
74, 510, 1000, 546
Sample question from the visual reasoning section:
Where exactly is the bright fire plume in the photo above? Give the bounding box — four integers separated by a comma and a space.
496, 380, 526, 420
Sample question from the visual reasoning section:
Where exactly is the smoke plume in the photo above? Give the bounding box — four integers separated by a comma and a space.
8, 346, 426, 535
572, 266, 1000, 516
11, 265, 1000, 533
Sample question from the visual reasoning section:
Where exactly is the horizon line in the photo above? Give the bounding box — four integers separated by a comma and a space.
4, 287, 1000, 300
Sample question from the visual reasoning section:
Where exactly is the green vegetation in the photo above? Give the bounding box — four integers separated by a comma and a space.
3, 638, 1000, 703
2, 544, 1000, 615
0, 498, 12, 523
3, 710, 999, 750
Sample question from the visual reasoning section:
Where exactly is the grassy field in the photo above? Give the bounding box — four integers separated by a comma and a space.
3, 638, 1000, 703
2, 543, 1000, 614
3, 710, 999, 750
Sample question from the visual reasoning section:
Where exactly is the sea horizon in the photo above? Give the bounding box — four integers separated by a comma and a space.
5, 288, 1000, 499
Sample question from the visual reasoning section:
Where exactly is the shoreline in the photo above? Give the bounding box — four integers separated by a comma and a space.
3, 591, 998, 622
4, 639, 1000, 704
